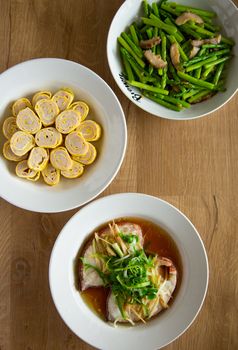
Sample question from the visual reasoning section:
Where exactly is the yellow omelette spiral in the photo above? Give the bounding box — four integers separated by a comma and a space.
10, 131, 35, 156
76, 120, 101, 141
2, 117, 18, 139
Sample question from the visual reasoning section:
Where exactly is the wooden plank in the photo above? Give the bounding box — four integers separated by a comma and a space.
0, 0, 237, 350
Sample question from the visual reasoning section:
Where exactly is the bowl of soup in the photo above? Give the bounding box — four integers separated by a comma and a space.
49, 193, 209, 350
0, 58, 127, 212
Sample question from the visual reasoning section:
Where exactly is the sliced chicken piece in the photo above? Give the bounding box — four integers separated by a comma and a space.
144, 50, 167, 69
189, 46, 200, 58
175, 12, 203, 25
80, 222, 144, 291
192, 34, 221, 47
170, 43, 180, 69
107, 257, 177, 323
140, 36, 161, 49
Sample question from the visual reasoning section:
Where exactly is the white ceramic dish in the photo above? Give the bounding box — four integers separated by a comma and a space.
49, 193, 209, 350
107, 0, 238, 120
0, 58, 127, 212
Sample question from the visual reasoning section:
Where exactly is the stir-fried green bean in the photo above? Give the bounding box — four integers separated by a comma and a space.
117, 0, 234, 111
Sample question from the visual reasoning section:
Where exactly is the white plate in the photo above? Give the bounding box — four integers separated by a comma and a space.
49, 193, 209, 350
107, 0, 238, 120
0, 58, 127, 212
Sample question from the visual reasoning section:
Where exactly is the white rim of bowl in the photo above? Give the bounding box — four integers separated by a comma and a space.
0, 58, 127, 212
49, 192, 209, 349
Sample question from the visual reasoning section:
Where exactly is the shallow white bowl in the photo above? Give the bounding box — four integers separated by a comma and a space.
107, 0, 238, 120
49, 193, 209, 350
0, 58, 127, 212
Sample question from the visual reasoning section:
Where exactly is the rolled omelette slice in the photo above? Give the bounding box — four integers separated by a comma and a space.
2, 116, 18, 139
72, 142, 97, 165
55, 110, 81, 134
42, 162, 60, 186
70, 101, 89, 121
32, 91, 52, 107
3, 141, 28, 162
61, 160, 84, 179
12, 98, 32, 116
52, 89, 74, 112
16, 107, 42, 134
28, 147, 49, 171
76, 120, 101, 141
35, 127, 62, 148
65, 131, 89, 156
10, 131, 35, 156
50, 147, 73, 171
16, 160, 40, 181
35, 98, 59, 126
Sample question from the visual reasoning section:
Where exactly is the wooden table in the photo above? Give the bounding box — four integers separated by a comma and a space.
0, 1, 237, 349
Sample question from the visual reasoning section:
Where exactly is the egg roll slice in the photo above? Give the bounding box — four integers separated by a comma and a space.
16, 107, 42, 134
3, 141, 28, 162
28, 147, 49, 171
10, 131, 35, 156
70, 101, 89, 121
35, 99, 59, 126
42, 163, 60, 186
61, 160, 84, 179
52, 89, 74, 112
55, 110, 81, 134
32, 91, 52, 107
50, 147, 73, 171
65, 131, 89, 156
16, 160, 40, 181
12, 98, 32, 116
2, 117, 18, 139
76, 120, 101, 141
35, 127, 62, 148
72, 142, 97, 165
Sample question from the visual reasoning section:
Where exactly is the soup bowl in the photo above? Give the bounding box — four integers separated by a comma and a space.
0, 58, 127, 212
49, 193, 209, 350
107, 0, 238, 120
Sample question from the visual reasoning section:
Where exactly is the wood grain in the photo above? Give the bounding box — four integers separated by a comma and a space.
0, 1, 238, 349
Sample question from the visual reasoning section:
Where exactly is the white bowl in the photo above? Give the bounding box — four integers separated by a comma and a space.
107, 0, 238, 120
49, 193, 209, 350
0, 58, 127, 212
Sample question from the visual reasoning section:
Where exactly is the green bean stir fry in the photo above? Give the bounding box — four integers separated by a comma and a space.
118, 0, 235, 111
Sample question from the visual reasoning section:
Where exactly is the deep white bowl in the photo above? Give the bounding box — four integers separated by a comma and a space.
49, 193, 209, 350
0, 58, 127, 212
107, 0, 238, 120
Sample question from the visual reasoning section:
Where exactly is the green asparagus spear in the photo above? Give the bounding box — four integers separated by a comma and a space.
213, 63, 225, 85
186, 56, 217, 72
169, 3, 216, 18
130, 80, 169, 95
118, 36, 145, 68
177, 71, 215, 90
204, 56, 230, 69
188, 90, 212, 103
151, 2, 159, 16
142, 15, 177, 35
121, 32, 143, 58
129, 25, 139, 46
144, 92, 182, 111
143, 0, 150, 17
120, 48, 135, 82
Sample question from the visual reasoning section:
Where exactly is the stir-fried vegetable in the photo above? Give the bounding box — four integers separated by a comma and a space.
117, 0, 234, 111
